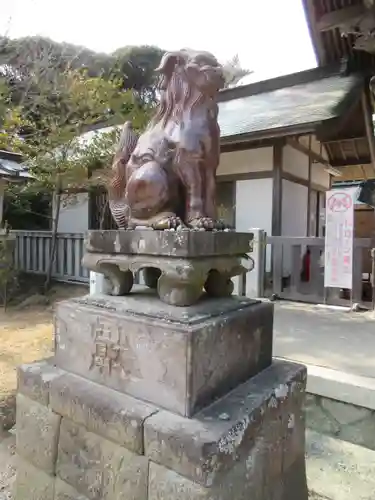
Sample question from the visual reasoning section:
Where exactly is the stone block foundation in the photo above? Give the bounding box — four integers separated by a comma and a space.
14, 358, 307, 500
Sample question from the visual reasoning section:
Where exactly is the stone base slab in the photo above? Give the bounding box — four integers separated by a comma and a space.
14, 358, 308, 500
82, 253, 248, 306
54, 293, 273, 417
85, 229, 253, 258
82, 230, 254, 306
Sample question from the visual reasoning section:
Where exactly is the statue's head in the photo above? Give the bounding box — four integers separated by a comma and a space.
156, 49, 225, 97
152, 49, 224, 126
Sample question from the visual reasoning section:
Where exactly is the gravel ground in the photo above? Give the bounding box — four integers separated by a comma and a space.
0, 432, 15, 500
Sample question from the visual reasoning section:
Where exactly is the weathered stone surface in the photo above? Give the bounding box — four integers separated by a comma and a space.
85, 229, 253, 258
54, 294, 273, 416
54, 478, 90, 500
340, 416, 375, 450
306, 392, 375, 450
17, 360, 63, 406
15, 457, 54, 500
16, 394, 61, 473
305, 394, 341, 435
281, 456, 308, 500
148, 443, 274, 500
321, 397, 372, 425
145, 360, 307, 487
50, 371, 158, 454
83, 230, 254, 306
0, 394, 16, 432
82, 253, 246, 306
148, 462, 210, 500
57, 418, 148, 500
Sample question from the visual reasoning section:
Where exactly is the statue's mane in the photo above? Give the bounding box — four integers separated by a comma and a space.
152, 68, 207, 127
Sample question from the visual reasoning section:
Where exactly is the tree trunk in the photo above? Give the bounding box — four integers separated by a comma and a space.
99, 199, 109, 229
45, 186, 61, 291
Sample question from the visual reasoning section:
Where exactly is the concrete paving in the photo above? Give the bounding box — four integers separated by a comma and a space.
307, 429, 375, 500
273, 301, 375, 379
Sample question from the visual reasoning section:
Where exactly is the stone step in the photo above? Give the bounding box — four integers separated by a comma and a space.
306, 429, 375, 500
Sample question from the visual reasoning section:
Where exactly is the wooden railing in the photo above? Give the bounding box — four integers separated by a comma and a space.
265, 236, 375, 304
12, 231, 89, 284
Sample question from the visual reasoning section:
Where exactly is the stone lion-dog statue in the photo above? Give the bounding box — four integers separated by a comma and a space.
108, 48, 227, 231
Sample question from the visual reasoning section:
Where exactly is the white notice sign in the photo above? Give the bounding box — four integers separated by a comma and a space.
324, 188, 357, 289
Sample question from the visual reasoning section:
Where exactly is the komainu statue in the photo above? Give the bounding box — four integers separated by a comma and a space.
108, 49, 226, 231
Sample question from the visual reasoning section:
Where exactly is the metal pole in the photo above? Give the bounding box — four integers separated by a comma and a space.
371, 248, 375, 310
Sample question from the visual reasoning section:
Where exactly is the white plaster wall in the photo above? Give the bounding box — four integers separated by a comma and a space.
283, 145, 309, 180
282, 180, 308, 237
283, 144, 330, 189
235, 178, 273, 234
55, 192, 89, 233
311, 163, 331, 189
235, 178, 273, 273
299, 135, 329, 161
281, 179, 308, 276
218, 147, 273, 176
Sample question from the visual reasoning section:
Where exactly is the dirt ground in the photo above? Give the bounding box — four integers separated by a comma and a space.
0, 283, 86, 401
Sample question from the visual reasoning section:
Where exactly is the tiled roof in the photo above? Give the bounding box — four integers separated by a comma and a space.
332, 181, 364, 204
218, 72, 363, 139
0, 158, 31, 179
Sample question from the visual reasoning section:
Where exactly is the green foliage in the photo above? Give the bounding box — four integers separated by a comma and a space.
0, 36, 164, 109
0, 237, 18, 307
4, 184, 51, 230
112, 45, 164, 101
0, 81, 26, 152
22, 69, 142, 193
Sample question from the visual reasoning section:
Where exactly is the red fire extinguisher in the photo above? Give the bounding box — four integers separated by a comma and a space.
301, 248, 311, 282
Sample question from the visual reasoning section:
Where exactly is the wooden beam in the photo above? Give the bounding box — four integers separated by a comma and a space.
317, 4, 367, 32
282, 171, 328, 193
323, 136, 368, 146
331, 158, 372, 167
217, 171, 273, 183
302, 0, 327, 64
361, 165, 368, 179
361, 90, 375, 175
286, 138, 342, 176
307, 136, 312, 236
272, 141, 283, 236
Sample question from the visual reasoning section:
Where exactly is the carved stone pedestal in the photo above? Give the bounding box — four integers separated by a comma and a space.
14, 271, 308, 500
15, 358, 308, 500
53, 292, 273, 416
82, 230, 254, 306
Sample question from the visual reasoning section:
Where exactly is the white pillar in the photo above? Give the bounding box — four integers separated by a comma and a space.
89, 272, 111, 295
234, 228, 266, 298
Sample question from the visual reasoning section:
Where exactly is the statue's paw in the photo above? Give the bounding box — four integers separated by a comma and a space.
188, 218, 230, 231
153, 216, 184, 230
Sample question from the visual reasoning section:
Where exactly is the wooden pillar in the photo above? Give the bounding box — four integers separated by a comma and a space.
0, 180, 5, 226
362, 90, 375, 176
306, 136, 312, 236
272, 141, 283, 236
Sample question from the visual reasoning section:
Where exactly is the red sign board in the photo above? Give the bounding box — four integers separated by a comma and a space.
324, 189, 356, 290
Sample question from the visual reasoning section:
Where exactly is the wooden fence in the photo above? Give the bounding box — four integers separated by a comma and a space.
265, 236, 374, 305
12, 231, 89, 284
12, 230, 374, 305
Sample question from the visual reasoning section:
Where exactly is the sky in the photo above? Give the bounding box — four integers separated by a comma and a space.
1, 0, 317, 83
